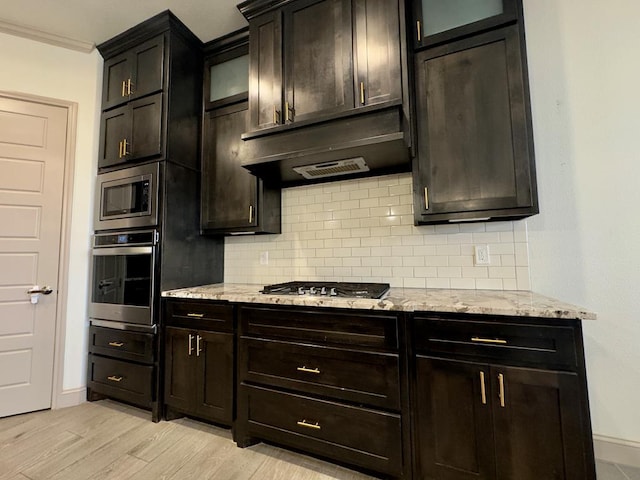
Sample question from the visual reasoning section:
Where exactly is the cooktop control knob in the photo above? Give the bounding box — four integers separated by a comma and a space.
297, 286, 306, 295
330, 287, 337, 296
320, 287, 327, 295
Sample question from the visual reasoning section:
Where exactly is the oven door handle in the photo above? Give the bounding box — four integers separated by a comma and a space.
92, 246, 153, 256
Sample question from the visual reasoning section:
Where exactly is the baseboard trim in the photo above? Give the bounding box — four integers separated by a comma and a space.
53, 387, 86, 410
594, 434, 640, 468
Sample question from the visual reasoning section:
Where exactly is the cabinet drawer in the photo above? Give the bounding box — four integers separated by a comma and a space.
88, 354, 153, 407
242, 338, 400, 410
239, 306, 398, 351
89, 326, 154, 363
414, 316, 578, 368
165, 300, 233, 332
244, 384, 403, 476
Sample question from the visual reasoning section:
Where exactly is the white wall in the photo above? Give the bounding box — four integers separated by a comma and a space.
524, 0, 640, 443
0, 33, 102, 392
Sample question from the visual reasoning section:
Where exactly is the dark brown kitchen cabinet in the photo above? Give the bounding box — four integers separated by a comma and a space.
163, 300, 234, 425
411, 0, 517, 49
201, 29, 281, 235
97, 11, 202, 171
241, 0, 403, 133
412, 314, 596, 480
101, 34, 165, 111
413, 24, 538, 224
235, 305, 411, 478
98, 93, 163, 168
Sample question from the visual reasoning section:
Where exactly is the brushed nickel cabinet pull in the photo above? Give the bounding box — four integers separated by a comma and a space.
297, 419, 321, 430
108, 342, 124, 347
480, 371, 487, 405
360, 82, 365, 105
297, 366, 320, 374
196, 335, 202, 357
249, 205, 254, 224
417, 20, 422, 42
471, 337, 507, 345
424, 187, 429, 210
107, 375, 123, 382
188, 334, 194, 356
187, 313, 204, 318
498, 373, 505, 407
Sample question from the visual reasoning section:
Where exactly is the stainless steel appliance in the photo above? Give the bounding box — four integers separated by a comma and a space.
94, 162, 159, 231
89, 230, 157, 326
260, 281, 391, 299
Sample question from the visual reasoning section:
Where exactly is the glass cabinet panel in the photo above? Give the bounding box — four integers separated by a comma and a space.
209, 54, 249, 102
421, 0, 503, 37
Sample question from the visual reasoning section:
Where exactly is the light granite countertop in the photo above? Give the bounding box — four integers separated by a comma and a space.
162, 283, 596, 320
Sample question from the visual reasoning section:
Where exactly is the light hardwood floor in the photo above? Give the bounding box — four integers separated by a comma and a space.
0, 400, 375, 480
1, 400, 638, 479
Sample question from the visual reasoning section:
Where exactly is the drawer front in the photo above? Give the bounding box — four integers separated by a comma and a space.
244, 384, 403, 476
242, 338, 400, 409
88, 354, 153, 407
89, 326, 154, 363
414, 316, 578, 368
239, 306, 398, 351
165, 300, 233, 332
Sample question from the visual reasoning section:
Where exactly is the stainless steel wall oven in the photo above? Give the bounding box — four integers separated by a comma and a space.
90, 230, 157, 326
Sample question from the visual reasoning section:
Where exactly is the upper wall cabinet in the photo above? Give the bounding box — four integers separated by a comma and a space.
412, 0, 518, 48
101, 35, 165, 111
411, 1, 538, 224
97, 11, 203, 171
237, 0, 411, 186
244, 0, 402, 132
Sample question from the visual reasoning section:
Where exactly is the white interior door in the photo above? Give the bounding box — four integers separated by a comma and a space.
0, 94, 68, 417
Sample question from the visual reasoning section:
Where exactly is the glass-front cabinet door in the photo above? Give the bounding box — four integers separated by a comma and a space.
205, 49, 249, 110
414, 0, 517, 47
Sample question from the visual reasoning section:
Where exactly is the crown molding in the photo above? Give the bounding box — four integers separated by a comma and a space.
0, 18, 95, 53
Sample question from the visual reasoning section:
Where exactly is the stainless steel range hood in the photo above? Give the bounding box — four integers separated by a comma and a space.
240, 103, 411, 186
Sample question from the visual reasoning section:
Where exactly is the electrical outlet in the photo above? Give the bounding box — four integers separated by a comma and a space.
259, 251, 269, 265
474, 245, 490, 265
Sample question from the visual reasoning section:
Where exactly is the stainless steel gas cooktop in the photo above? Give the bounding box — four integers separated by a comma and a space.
260, 281, 390, 299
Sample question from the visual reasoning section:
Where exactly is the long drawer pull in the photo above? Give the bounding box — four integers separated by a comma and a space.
108, 342, 124, 347
187, 313, 204, 318
107, 375, 123, 382
297, 419, 321, 430
296, 366, 320, 374
471, 336, 507, 345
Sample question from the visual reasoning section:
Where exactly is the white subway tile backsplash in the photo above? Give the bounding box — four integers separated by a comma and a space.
224, 173, 531, 290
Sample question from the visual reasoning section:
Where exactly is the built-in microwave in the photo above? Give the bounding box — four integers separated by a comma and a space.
94, 162, 159, 231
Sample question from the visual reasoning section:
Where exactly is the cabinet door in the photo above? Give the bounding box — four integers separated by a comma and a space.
130, 35, 165, 102
353, 0, 402, 107
284, 0, 354, 123
248, 11, 283, 131
195, 330, 234, 423
98, 105, 130, 169
413, 0, 517, 48
102, 52, 131, 110
164, 327, 195, 412
491, 366, 590, 480
414, 356, 495, 480
202, 104, 257, 232
414, 25, 537, 222
129, 93, 163, 161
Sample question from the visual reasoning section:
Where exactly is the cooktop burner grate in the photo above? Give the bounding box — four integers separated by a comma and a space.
260, 281, 390, 299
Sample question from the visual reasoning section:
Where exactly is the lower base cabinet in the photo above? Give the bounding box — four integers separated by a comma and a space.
412, 314, 596, 480
163, 300, 234, 426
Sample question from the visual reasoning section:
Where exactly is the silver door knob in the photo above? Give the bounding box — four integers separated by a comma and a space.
27, 286, 53, 295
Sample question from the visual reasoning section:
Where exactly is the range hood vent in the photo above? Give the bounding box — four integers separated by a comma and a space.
293, 157, 369, 180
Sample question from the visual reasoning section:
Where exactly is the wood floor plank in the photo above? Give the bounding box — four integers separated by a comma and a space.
86, 454, 148, 480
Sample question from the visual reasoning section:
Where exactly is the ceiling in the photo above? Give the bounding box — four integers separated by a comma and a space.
0, 0, 248, 52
